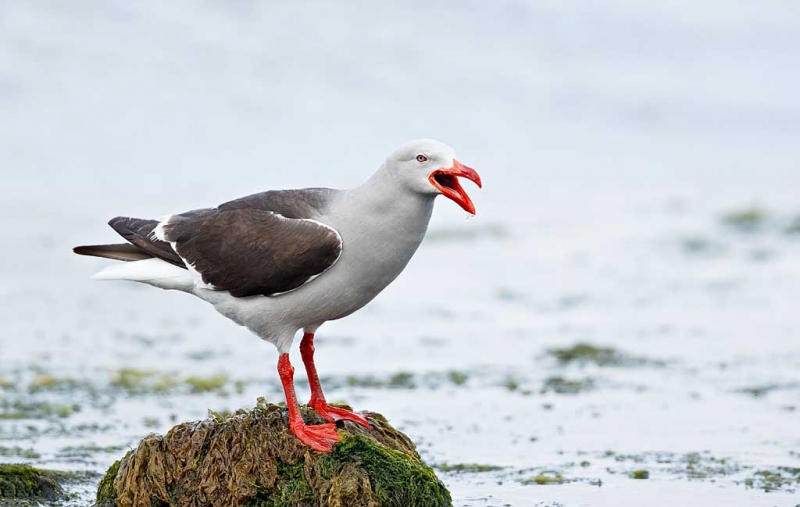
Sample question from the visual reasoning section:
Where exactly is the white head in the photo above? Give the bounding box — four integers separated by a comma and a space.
385, 139, 483, 214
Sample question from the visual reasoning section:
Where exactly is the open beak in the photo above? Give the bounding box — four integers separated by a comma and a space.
428, 159, 482, 214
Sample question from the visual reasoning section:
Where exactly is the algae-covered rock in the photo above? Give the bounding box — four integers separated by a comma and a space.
96, 400, 451, 507
0, 463, 65, 504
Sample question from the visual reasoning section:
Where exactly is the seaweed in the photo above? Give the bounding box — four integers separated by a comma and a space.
0, 464, 65, 503
548, 343, 661, 367
97, 401, 450, 507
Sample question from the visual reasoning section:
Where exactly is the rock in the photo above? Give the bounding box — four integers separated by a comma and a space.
96, 400, 451, 507
0, 464, 65, 505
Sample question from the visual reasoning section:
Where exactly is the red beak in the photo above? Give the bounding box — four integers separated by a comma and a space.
428, 159, 483, 215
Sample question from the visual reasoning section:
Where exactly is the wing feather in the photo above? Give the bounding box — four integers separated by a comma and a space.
160, 208, 342, 297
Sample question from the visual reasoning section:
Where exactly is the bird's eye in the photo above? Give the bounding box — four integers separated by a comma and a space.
416, 154, 428, 163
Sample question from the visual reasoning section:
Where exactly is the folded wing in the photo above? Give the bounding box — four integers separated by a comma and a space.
157, 208, 342, 297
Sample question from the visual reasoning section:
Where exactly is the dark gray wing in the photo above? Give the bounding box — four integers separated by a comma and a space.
218, 188, 337, 218
159, 207, 342, 297
101, 189, 341, 297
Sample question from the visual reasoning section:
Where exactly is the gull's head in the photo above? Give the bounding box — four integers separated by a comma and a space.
385, 139, 482, 214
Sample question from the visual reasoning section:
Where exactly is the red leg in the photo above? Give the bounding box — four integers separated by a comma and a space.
277, 353, 339, 452
300, 332, 371, 428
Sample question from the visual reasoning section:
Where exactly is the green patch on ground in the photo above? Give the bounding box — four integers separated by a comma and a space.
603, 451, 742, 482
745, 467, 800, 492
435, 463, 503, 473
736, 383, 799, 398
184, 373, 228, 393
344, 375, 386, 388
0, 447, 40, 460
503, 376, 520, 391
0, 378, 14, 390
110, 368, 178, 395
548, 343, 662, 367
58, 444, 125, 459
0, 400, 79, 420
721, 207, 767, 232
0, 464, 64, 503
27, 374, 86, 394
629, 469, 649, 479
343, 371, 417, 389
541, 376, 594, 394
447, 371, 469, 386
387, 371, 415, 389
110, 368, 234, 395
522, 472, 565, 485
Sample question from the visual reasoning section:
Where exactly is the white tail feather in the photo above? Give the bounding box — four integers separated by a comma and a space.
91, 258, 195, 292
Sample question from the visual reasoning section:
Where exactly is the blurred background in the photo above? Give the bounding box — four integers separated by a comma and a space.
1, 2, 799, 506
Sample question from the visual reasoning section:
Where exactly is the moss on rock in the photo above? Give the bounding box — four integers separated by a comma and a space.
0, 463, 65, 503
96, 458, 124, 507
96, 400, 451, 507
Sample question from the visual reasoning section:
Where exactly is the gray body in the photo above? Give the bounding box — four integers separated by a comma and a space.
199, 166, 435, 351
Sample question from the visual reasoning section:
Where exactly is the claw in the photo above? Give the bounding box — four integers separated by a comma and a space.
290, 421, 339, 452
311, 401, 372, 429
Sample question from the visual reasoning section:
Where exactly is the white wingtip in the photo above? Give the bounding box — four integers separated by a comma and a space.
91, 264, 127, 280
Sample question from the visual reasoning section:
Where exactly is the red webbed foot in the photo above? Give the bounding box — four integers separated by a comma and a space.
289, 420, 339, 453
310, 401, 372, 429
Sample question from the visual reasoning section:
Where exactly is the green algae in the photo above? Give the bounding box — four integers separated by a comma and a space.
0, 447, 40, 460
548, 343, 662, 367
502, 377, 520, 391
344, 371, 417, 390
97, 401, 450, 507
745, 468, 800, 492
184, 373, 229, 393
601, 450, 745, 483
541, 376, 594, 394
142, 417, 160, 428
111, 368, 177, 395
522, 472, 564, 485
629, 469, 649, 479
435, 463, 503, 473
96, 458, 122, 507
251, 460, 315, 506
110, 368, 237, 395
27, 374, 85, 393
446, 371, 468, 386
0, 400, 79, 420
345, 375, 386, 388
736, 383, 793, 398
331, 370, 477, 391
58, 444, 124, 459
721, 207, 767, 232
321, 435, 450, 507
387, 371, 415, 389
0, 464, 64, 503
549, 343, 624, 365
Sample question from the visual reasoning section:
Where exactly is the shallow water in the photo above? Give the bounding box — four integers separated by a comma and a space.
2, 2, 800, 506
